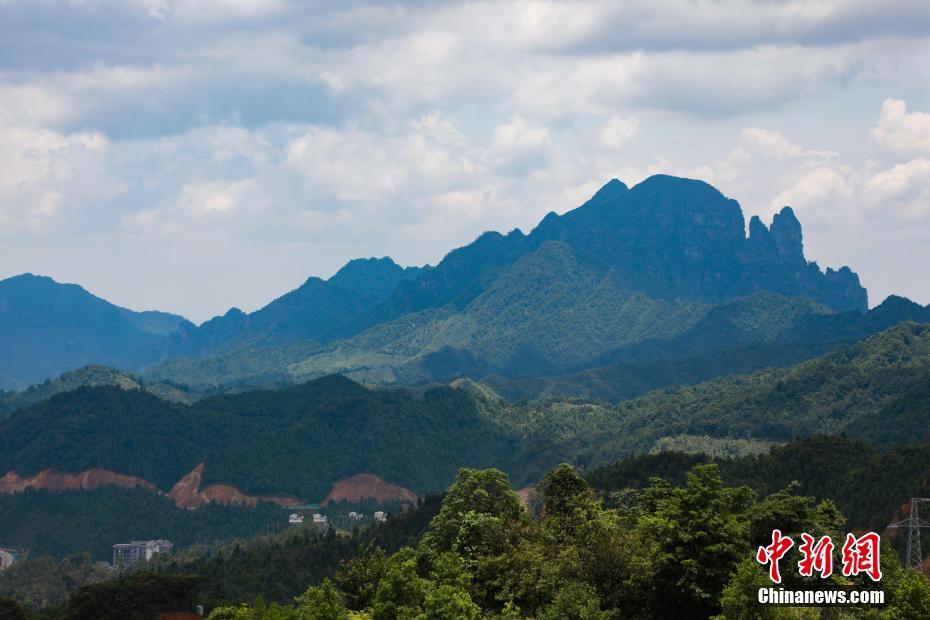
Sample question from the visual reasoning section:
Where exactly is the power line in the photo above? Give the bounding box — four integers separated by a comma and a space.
887, 498, 930, 572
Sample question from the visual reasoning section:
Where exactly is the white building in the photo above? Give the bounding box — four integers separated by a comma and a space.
112, 539, 173, 567
374, 511, 387, 522
289, 513, 305, 524
312, 513, 328, 524
0, 548, 17, 571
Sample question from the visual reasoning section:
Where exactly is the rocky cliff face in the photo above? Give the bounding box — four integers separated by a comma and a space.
360, 175, 866, 322
740, 208, 866, 311
529, 175, 867, 312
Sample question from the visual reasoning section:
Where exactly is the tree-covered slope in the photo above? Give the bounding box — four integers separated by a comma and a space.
488, 322, 930, 473
0, 365, 198, 417
0, 274, 189, 390
0, 376, 517, 499
164, 257, 424, 359
0, 486, 284, 561
483, 293, 930, 403
8, 323, 930, 505
280, 242, 711, 383
587, 435, 930, 531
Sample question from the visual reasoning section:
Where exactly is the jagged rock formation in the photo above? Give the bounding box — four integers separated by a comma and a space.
355, 176, 866, 333
741, 208, 864, 311
526, 176, 865, 311
2, 175, 869, 390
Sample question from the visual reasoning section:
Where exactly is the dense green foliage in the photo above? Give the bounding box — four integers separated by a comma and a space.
157, 496, 443, 611
0, 375, 516, 498
59, 573, 202, 620
484, 322, 930, 474
6, 322, 930, 511
0, 365, 198, 417
482, 293, 930, 403
0, 496, 440, 612
0, 554, 111, 610
179, 465, 929, 620
0, 486, 285, 560
588, 435, 930, 530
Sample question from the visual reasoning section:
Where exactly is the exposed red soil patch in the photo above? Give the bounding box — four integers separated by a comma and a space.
168, 463, 299, 509
2, 464, 297, 509
0, 468, 157, 494
322, 473, 417, 505
516, 486, 538, 510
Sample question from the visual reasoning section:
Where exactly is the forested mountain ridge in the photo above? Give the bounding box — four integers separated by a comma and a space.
0, 274, 190, 390
4, 322, 930, 506
163, 257, 426, 359
587, 435, 930, 531
0, 258, 424, 390
350, 175, 865, 329
0, 375, 518, 500
3, 175, 869, 390
0, 365, 199, 418
490, 321, 930, 472
483, 292, 930, 403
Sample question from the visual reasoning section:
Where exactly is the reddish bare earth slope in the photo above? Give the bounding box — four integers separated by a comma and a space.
0, 468, 157, 493
1, 464, 298, 509
322, 473, 417, 505
167, 463, 299, 508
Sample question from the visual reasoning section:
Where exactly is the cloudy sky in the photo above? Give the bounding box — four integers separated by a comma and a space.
1, 0, 929, 322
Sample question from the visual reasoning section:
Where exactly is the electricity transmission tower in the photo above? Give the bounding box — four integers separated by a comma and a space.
887, 498, 930, 571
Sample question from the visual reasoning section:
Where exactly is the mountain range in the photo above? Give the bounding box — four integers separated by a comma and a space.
3, 172, 930, 592
2, 321, 930, 506
1, 174, 873, 391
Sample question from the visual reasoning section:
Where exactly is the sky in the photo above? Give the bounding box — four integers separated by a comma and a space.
1, 0, 929, 323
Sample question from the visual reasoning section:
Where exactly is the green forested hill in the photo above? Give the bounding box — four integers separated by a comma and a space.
5, 322, 930, 503
282, 242, 711, 382
0, 376, 517, 499
0, 486, 284, 561
483, 293, 930, 403
0, 274, 188, 391
0, 365, 198, 417
587, 435, 930, 530
144, 249, 858, 391
46, 465, 928, 620
484, 321, 930, 473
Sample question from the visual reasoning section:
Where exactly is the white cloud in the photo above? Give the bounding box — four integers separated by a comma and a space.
601, 115, 639, 149
0, 125, 122, 233
769, 166, 853, 221
871, 98, 930, 155
2, 1, 930, 317
863, 158, 930, 221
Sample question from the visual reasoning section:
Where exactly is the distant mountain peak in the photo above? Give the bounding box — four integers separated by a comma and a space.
328, 256, 425, 299
591, 178, 629, 200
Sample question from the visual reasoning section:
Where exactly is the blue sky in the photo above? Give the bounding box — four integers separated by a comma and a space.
1, 0, 929, 322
